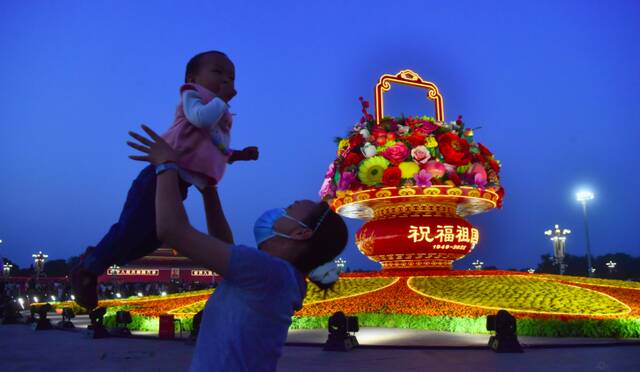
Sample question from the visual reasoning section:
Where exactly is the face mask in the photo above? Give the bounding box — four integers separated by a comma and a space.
253, 207, 330, 246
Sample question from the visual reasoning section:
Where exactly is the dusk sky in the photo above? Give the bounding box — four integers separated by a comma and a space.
1, 1, 639, 271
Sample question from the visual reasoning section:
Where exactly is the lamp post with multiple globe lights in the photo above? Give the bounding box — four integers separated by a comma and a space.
3, 262, 12, 279
32, 251, 48, 283
576, 190, 595, 277
472, 260, 484, 270
544, 224, 571, 275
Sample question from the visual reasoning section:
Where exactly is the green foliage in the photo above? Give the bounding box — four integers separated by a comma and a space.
291, 313, 640, 338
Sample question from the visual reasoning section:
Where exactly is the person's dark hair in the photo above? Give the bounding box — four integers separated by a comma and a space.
184, 50, 228, 83
294, 202, 348, 274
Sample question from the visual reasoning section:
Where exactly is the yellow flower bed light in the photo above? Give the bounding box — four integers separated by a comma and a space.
408, 276, 630, 316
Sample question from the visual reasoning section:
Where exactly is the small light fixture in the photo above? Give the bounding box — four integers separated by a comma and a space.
34, 303, 53, 331
88, 307, 109, 339
323, 311, 359, 351
113, 310, 133, 336
57, 307, 75, 329
486, 310, 523, 353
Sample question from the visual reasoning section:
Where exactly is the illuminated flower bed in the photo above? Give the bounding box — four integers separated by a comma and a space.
408, 276, 630, 315
49, 273, 640, 337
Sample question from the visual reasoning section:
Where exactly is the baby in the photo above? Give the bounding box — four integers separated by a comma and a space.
71, 51, 258, 310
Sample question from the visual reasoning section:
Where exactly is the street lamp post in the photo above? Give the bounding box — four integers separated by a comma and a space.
576, 191, 595, 277
32, 251, 48, 283
472, 260, 484, 270
544, 224, 571, 275
3, 262, 12, 279
334, 257, 347, 273
109, 264, 120, 296
605, 260, 617, 275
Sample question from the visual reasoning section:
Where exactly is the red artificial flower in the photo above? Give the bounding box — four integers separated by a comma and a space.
456, 115, 463, 125
372, 127, 395, 146
342, 152, 364, 168
414, 122, 438, 136
349, 178, 364, 191
437, 132, 472, 166
382, 166, 402, 187
489, 158, 500, 173
405, 117, 419, 128
472, 152, 486, 164
447, 170, 461, 186
349, 134, 365, 148
382, 142, 410, 164
478, 143, 493, 158
404, 132, 427, 148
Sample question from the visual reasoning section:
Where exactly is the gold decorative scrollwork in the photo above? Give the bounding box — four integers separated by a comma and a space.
375, 69, 445, 124
468, 189, 481, 198
424, 187, 441, 195
375, 190, 392, 198
447, 188, 463, 196
398, 188, 417, 196
356, 193, 371, 201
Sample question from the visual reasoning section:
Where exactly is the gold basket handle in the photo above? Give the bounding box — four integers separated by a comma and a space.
374, 69, 445, 124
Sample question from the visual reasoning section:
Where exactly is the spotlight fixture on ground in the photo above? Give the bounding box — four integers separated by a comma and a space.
33, 303, 53, 331
88, 307, 109, 339
486, 309, 523, 353
113, 310, 132, 336
188, 310, 203, 342
1, 298, 23, 324
27, 305, 37, 324
57, 307, 75, 329
323, 311, 359, 351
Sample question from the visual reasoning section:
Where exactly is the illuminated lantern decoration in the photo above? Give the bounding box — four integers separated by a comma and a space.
327, 70, 503, 271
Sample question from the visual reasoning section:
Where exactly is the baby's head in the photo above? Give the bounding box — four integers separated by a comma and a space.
184, 51, 236, 101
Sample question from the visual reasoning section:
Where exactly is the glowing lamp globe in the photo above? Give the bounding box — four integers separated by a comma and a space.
321, 70, 504, 271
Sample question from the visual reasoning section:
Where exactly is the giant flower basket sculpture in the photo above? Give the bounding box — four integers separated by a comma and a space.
320, 70, 504, 272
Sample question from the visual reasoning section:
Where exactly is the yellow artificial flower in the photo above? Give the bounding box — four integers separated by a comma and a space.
337, 139, 349, 156
376, 140, 396, 153
425, 136, 438, 148
398, 161, 420, 179
358, 156, 390, 186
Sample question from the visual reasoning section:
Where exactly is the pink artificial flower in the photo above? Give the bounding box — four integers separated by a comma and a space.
319, 177, 336, 199
425, 160, 446, 178
414, 121, 439, 136
467, 162, 488, 188
411, 145, 431, 164
337, 171, 357, 191
324, 162, 336, 178
382, 142, 410, 164
414, 169, 433, 187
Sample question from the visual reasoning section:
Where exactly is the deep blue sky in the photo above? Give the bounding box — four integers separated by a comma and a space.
1, 1, 639, 271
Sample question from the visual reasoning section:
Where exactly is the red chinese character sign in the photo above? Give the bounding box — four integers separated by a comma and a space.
321, 70, 504, 272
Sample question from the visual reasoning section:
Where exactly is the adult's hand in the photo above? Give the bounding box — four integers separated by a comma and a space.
127, 125, 178, 165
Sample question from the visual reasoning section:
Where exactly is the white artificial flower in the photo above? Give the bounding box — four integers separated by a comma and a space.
361, 142, 377, 158
398, 125, 410, 135
359, 128, 370, 138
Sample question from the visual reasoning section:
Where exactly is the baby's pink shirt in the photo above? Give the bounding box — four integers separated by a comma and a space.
161, 83, 232, 187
